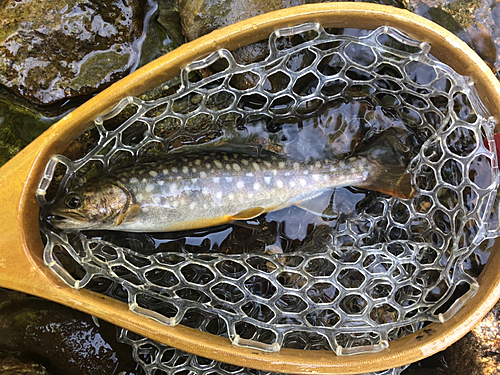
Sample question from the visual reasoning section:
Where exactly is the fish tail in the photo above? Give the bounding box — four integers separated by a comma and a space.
356, 130, 415, 199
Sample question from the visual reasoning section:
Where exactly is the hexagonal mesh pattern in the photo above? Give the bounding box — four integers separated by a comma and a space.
37, 23, 499, 356
117, 328, 408, 375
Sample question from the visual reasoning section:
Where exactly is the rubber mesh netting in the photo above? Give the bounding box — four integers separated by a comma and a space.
37, 22, 499, 374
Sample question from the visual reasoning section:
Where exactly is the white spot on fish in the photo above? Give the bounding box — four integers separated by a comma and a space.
162, 169, 169, 175
149, 171, 158, 177
188, 162, 193, 167
192, 168, 197, 173
189, 202, 196, 209
182, 166, 189, 174
136, 194, 144, 201
225, 177, 233, 182
241, 159, 249, 166
264, 177, 272, 185
204, 156, 210, 160
303, 170, 309, 175
195, 159, 201, 166
228, 193, 235, 199
200, 171, 207, 178
264, 161, 272, 168
293, 162, 300, 170
213, 177, 220, 183
146, 184, 154, 192
253, 163, 260, 171
216, 192, 222, 199
142, 178, 147, 184
289, 181, 296, 188
249, 193, 254, 198
253, 182, 260, 190
223, 155, 229, 161
313, 174, 320, 182
130, 177, 139, 184
237, 181, 244, 189
173, 201, 179, 208
300, 179, 306, 187
158, 181, 164, 186
214, 160, 222, 168
225, 164, 231, 171
205, 163, 211, 169
315, 161, 321, 169
278, 161, 285, 169
246, 172, 253, 177
169, 183, 177, 193
202, 188, 209, 195
172, 167, 178, 173
277, 180, 284, 188
153, 196, 161, 205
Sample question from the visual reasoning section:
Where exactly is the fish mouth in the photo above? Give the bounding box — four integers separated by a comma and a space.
48, 213, 96, 230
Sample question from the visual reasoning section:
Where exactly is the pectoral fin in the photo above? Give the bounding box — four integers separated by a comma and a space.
116, 205, 141, 226
230, 207, 266, 220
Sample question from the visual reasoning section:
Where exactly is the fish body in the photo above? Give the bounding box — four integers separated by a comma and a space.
49, 140, 413, 232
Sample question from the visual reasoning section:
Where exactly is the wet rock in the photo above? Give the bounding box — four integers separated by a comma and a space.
0, 297, 140, 375
406, 0, 499, 72
138, 0, 185, 68
179, 0, 283, 66
444, 299, 500, 375
0, 0, 145, 107
0, 95, 61, 167
0, 353, 51, 375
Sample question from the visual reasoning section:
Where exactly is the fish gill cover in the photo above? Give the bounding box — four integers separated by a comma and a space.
37, 22, 500, 360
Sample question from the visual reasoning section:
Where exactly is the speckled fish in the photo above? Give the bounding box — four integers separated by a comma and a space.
49, 138, 414, 232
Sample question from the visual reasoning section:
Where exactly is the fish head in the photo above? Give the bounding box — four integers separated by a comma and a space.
49, 182, 129, 230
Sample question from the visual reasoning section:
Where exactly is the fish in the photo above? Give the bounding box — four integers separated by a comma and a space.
48, 134, 415, 232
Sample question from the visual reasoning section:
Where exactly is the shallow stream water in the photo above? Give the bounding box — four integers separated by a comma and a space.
1, 1, 500, 375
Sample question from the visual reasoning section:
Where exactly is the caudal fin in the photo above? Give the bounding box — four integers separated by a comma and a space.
356, 130, 416, 199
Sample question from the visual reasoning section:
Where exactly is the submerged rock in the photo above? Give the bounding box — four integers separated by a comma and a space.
445, 299, 500, 375
0, 297, 139, 375
0, 353, 51, 375
0, 0, 145, 107
406, 0, 499, 72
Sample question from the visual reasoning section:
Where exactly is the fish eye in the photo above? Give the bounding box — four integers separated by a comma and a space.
65, 194, 81, 209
